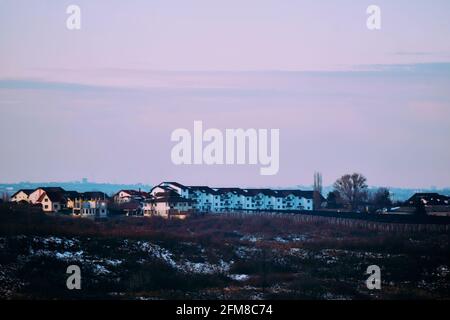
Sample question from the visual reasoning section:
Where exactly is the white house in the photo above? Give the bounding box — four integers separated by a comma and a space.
72, 192, 109, 218
145, 187, 193, 219
28, 187, 66, 204
113, 189, 149, 204
10, 189, 34, 203
151, 197, 193, 219
150, 185, 175, 197
73, 199, 108, 218
37, 191, 65, 213
158, 182, 190, 198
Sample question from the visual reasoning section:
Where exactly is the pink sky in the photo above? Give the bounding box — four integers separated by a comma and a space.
1, 1, 450, 188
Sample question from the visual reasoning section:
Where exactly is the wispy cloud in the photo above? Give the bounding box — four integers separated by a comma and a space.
392, 51, 450, 57
351, 62, 450, 75
3, 63, 450, 93
0, 79, 116, 92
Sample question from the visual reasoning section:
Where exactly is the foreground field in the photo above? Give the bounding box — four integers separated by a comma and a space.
0, 207, 449, 299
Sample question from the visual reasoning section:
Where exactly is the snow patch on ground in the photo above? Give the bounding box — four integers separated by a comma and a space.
33, 236, 79, 249
105, 259, 123, 266
240, 235, 261, 242
230, 274, 250, 281
138, 241, 178, 268
235, 246, 261, 259
137, 241, 232, 275
182, 259, 231, 275
55, 251, 84, 261
274, 236, 288, 243
93, 264, 111, 275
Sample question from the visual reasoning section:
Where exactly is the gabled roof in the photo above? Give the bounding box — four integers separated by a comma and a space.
151, 185, 176, 193
407, 193, 449, 204
11, 189, 34, 198
188, 186, 216, 194
243, 189, 277, 197
152, 182, 322, 200
81, 191, 108, 200
160, 182, 188, 189
154, 190, 179, 198
116, 189, 149, 197
39, 187, 66, 193
64, 191, 81, 199
273, 190, 316, 199
214, 188, 247, 196
40, 191, 65, 203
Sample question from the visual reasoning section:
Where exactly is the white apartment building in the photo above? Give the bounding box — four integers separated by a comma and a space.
152, 182, 320, 213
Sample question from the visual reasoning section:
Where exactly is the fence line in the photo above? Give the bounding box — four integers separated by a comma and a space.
216, 211, 450, 232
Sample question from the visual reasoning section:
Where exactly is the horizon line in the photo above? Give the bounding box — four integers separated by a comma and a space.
1, 180, 449, 191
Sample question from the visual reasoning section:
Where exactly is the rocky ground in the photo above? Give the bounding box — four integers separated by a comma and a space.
1, 205, 449, 299
1, 223, 449, 299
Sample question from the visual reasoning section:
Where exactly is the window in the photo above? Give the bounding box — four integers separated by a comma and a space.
44, 205, 49, 209
44, 198, 49, 202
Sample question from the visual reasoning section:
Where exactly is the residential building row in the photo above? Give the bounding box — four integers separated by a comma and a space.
10, 183, 450, 218
9, 182, 325, 219
142, 182, 323, 218
10, 187, 109, 218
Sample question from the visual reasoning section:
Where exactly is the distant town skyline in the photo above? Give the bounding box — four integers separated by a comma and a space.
1, 1, 450, 188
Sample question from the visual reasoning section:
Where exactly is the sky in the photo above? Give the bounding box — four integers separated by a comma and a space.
1, 0, 450, 188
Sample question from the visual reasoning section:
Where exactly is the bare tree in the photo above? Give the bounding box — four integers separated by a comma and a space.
333, 173, 368, 211
371, 187, 392, 210
313, 172, 323, 194
313, 172, 323, 210
2, 192, 10, 202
